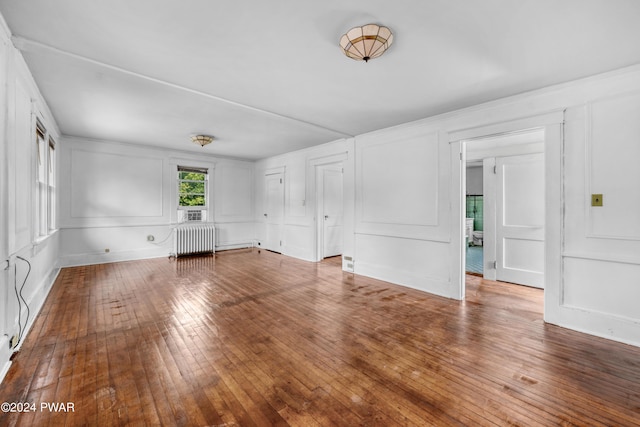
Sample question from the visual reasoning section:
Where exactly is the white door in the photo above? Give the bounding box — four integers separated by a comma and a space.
264, 173, 284, 253
322, 168, 343, 258
496, 153, 545, 288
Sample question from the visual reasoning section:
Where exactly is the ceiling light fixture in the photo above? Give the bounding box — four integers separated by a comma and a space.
339, 23, 393, 62
191, 134, 214, 147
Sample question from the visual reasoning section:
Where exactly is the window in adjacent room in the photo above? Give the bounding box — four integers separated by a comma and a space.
177, 166, 208, 222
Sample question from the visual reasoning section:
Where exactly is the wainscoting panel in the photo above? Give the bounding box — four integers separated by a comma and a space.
355, 128, 451, 242
70, 149, 164, 219
563, 256, 640, 323
587, 92, 640, 240
215, 162, 253, 222
354, 233, 452, 298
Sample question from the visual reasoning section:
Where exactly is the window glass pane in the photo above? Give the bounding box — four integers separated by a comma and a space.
179, 171, 205, 181
177, 167, 207, 212
48, 141, 55, 182
37, 135, 46, 183
179, 180, 205, 194
179, 194, 206, 206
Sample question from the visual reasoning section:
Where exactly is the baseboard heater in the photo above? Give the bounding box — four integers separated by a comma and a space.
173, 223, 216, 257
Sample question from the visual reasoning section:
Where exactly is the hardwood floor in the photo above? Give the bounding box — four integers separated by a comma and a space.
1, 248, 639, 426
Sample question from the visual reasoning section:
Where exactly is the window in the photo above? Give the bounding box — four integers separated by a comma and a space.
34, 120, 56, 239
35, 122, 47, 237
177, 166, 208, 222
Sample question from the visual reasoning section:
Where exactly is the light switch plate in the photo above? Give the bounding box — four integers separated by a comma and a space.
591, 194, 603, 207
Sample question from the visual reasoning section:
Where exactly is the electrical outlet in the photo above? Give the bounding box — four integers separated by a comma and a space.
9, 334, 19, 349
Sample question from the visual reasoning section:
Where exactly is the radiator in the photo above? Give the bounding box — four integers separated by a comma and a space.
173, 223, 216, 257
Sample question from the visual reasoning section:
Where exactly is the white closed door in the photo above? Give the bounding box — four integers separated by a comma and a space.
264, 173, 284, 253
322, 168, 343, 258
496, 153, 545, 288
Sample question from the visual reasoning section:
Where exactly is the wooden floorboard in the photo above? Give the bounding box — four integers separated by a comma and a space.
1, 248, 639, 426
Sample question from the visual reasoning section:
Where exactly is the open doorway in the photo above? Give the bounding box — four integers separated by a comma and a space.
463, 128, 545, 289
315, 163, 343, 260
465, 163, 484, 275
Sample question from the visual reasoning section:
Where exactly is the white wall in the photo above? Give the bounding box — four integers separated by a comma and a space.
0, 18, 61, 381
58, 137, 254, 266
558, 94, 640, 339
361, 67, 640, 347
354, 127, 454, 295
255, 65, 640, 348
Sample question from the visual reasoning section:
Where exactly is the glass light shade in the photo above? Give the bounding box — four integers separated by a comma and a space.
191, 135, 214, 147
339, 24, 393, 62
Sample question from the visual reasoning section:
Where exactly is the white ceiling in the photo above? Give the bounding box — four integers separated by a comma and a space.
1, 0, 639, 160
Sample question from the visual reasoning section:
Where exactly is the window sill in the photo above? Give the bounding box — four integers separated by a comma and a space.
32, 229, 59, 247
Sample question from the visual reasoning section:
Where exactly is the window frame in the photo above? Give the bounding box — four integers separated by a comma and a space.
47, 137, 56, 232
33, 118, 57, 241
35, 121, 48, 239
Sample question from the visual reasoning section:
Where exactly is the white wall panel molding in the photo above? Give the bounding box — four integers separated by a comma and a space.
354, 234, 453, 299
562, 251, 640, 266
359, 133, 439, 227
58, 224, 174, 267
355, 260, 452, 299
585, 92, 640, 241
355, 128, 449, 241
215, 162, 253, 222
283, 223, 314, 262
550, 305, 640, 348
69, 149, 165, 219
355, 231, 450, 244
563, 257, 640, 324
215, 243, 254, 252
10, 79, 32, 252
287, 159, 307, 219
215, 222, 254, 248
58, 248, 171, 268
0, 37, 8, 263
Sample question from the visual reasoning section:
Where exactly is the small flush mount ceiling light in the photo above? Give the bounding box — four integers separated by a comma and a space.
191, 134, 214, 147
339, 23, 393, 62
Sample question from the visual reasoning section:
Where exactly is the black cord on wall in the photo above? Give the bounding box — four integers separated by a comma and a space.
14, 256, 31, 346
